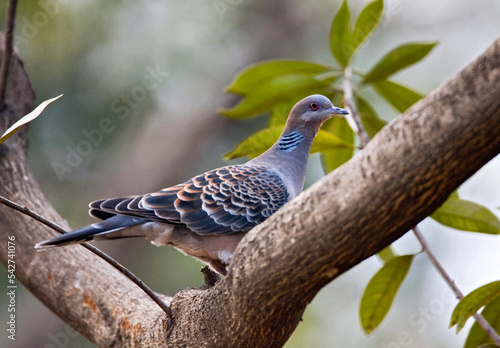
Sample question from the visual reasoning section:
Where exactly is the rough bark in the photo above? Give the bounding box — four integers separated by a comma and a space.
1, 34, 499, 347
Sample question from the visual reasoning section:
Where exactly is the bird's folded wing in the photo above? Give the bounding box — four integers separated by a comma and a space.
89, 165, 289, 235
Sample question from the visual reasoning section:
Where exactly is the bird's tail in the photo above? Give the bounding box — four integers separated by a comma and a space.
34, 215, 147, 249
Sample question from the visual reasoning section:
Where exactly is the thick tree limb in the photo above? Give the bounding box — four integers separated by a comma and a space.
1, 34, 499, 347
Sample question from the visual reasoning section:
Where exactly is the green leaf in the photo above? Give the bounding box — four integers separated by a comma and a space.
352, 0, 384, 51
223, 126, 352, 160
356, 94, 387, 138
377, 245, 398, 263
450, 281, 500, 333
311, 129, 355, 153
219, 74, 330, 119
363, 42, 438, 83
330, 0, 352, 67
464, 296, 500, 348
431, 196, 500, 234
269, 102, 294, 126
360, 255, 414, 334
320, 117, 355, 173
314, 71, 343, 85
372, 79, 423, 113
0, 94, 63, 146
225, 60, 333, 95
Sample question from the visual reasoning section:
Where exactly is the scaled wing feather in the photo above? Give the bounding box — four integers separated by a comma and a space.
88, 165, 289, 236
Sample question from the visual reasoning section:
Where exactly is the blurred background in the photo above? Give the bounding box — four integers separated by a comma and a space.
0, 0, 499, 347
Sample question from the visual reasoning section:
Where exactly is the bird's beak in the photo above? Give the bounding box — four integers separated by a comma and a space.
329, 106, 349, 115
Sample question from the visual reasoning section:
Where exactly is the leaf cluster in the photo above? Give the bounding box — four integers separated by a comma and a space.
220, 0, 434, 171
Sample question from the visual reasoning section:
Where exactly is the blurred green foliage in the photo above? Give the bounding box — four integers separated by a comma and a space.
220, 0, 434, 172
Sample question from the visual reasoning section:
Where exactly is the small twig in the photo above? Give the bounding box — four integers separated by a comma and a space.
0, 195, 68, 232
342, 65, 370, 148
0, 0, 18, 110
413, 227, 500, 344
0, 195, 174, 326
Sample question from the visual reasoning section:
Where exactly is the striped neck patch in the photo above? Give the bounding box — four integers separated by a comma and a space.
278, 130, 305, 152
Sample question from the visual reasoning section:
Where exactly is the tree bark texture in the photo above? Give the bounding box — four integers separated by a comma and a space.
1, 34, 499, 347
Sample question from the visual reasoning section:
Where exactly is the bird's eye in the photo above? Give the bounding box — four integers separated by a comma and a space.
309, 102, 319, 110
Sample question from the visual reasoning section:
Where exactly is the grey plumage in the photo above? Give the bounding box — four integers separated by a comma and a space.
35, 94, 348, 275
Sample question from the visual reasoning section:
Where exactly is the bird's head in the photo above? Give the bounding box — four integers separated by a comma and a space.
286, 94, 348, 133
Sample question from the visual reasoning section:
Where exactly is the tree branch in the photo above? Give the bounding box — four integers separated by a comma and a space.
342, 65, 369, 147
1, 34, 499, 347
0, 0, 17, 110
344, 40, 499, 342
167, 38, 500, 346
